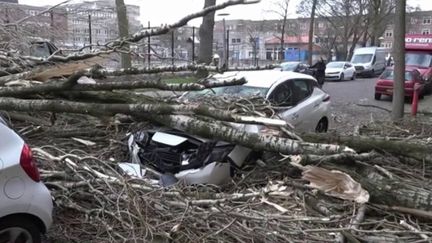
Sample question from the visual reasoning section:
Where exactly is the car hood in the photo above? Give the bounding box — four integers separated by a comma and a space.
325, 68, 342, 73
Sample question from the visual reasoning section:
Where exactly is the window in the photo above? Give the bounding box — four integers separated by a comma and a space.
232, 38, 241, 43
300, 23, 307, 30
411, 18, 417, 24
422, 29, 430, 35
95, 29, 101, 35
269, 82, 293, 106
318, 22, 324, 28
423, 18, 431, 24
385, 30, 393, 37
292, 79, 312, 104
74, 37, 80, 42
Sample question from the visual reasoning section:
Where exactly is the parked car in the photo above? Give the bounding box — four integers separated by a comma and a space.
351, 47, 388, 77
184, 70, 331, 133
0, 119, 53, 242
276, 61, 314, 75
325, 61, 357, 81
128, 129, 251, 186
129, 71, 331, 186
374, 67, 425, 100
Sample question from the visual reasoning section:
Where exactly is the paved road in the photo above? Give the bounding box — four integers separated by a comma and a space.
322, 77, 432, 133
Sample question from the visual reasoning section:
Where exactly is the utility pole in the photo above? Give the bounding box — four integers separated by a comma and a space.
50, 10, 54, 43
308, 0, 318, 65
88, 14, 92, 50
226, 29, 230, 67
171, 30, 175, 66
192, 26, 195, 63
147, 21, 151, 67
392, 0, 406, 121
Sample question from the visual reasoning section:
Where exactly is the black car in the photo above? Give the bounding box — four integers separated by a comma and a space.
276, 61, 313, 75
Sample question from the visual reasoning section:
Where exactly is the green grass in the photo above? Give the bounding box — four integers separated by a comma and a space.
162, 76, 198, 84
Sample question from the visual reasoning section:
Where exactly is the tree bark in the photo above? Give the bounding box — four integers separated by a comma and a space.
198, 0, 216, 65
302, 133, 432, 162
115, 0, 132, 69
153, 115, 351, 155
391, 0, 405, 120
298, 154, 432, 211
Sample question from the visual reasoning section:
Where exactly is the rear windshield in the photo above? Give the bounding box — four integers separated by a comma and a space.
185, 85, 268, 98
380, 69, 413, 81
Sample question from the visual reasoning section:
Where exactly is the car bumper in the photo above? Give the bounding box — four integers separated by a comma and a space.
356, 69, 373, 76
375, 86, 415, 96
27, 182, 53, 232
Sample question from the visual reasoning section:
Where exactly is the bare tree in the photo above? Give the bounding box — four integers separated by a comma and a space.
115, 0, 131, 69
307, 0, 318, 65
269, 0, 290, 61
391, 0, 405, 120
367, 0, 396, 46
198, 0, 216, 65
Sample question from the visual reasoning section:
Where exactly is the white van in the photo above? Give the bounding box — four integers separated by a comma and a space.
350, 47, 388, 77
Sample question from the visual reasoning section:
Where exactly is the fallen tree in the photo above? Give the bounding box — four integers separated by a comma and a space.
1, 1, 432, 242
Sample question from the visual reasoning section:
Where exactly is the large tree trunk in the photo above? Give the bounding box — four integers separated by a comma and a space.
198, 0, 216, 65
115, 0, 132, 69
392, 0, 405, 120
302, 133, 432, 162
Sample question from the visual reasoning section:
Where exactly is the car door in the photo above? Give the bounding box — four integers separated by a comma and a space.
345, 63, 355, 78
269, 79, 317, 131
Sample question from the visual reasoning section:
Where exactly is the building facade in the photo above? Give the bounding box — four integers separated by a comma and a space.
0, 1, 68, 47
65, 0, 141, 48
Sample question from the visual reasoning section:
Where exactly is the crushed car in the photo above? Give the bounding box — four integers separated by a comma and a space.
123, 70, 331, 186
126, 129, 251, 186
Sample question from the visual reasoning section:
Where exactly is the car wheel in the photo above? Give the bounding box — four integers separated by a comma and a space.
374, 93, 381, 100
351, 72, 356, 80
339, 73, 344, 81
315, 118, 328, 133
0, 216, 42, 243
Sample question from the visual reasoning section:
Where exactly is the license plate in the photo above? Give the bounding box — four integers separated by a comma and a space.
386, 89, 393, 93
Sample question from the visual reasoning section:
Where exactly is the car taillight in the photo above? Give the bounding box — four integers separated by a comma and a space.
323, 94, 330, 102
20, 143, 40, 182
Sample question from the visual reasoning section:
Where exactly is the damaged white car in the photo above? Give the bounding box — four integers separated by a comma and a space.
125, 70, 331, 186
127, 129, 251, 186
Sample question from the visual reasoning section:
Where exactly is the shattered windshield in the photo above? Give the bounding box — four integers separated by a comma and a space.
405, 52, 432, 68
185, 85, 268, 98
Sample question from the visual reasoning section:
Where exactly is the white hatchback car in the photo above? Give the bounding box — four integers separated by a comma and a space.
186, 70, 331, 133
325, 61, 357, 81
0, 118, 53, 243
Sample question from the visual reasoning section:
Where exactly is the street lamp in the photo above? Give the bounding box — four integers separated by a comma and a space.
218, 13, 230, 67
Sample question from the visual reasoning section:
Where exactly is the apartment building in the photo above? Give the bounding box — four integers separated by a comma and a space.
0, 1, 68, 46
382, 10, 432, 48
65, 0, 141, 48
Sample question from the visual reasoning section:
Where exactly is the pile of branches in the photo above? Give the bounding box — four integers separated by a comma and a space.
1, 0, 432, 241
9, 114, 428, 243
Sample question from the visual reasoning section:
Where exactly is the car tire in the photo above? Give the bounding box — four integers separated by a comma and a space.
0, 215, 42, 243
374, 93, 381, 100
351, 72, 356, 80
339, 73, 344, 81
315, 118, 328, 133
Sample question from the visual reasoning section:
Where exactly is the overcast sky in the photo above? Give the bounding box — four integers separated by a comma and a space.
19, 0, 432, 27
